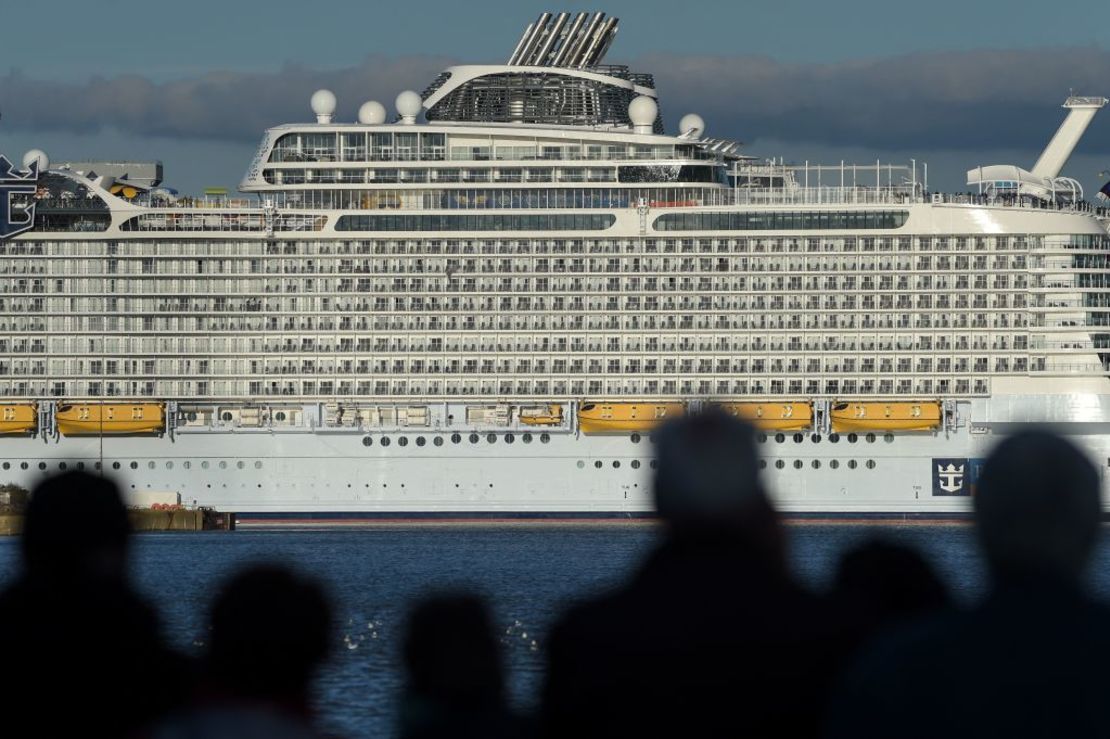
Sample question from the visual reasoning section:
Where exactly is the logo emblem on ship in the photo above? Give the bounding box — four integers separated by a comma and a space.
0, 155, 39, 241
936, 463, 965, 494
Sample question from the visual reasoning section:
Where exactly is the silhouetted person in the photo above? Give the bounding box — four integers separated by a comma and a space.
399, 593, 525, 739
832, 539, 951, 634
826, 430, 1110, 738
157, 565, 333, 738
0, 471, 189, 738
542, 411, 860, 738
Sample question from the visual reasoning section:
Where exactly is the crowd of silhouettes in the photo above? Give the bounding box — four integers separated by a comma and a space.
0, 414, 1104, 738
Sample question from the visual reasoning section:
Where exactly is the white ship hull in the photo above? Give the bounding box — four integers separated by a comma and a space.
1, 396, 1106, 520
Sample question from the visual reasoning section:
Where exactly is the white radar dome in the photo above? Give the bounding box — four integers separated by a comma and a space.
310, 89, 337, 123
679, 113, 706, 138
628, 95, 658, 133
358, 100, 387, 125
22, 149, 48, 172
395, 90, 423, 123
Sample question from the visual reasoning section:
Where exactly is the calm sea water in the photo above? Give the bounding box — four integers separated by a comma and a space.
3, 523, 1110, 736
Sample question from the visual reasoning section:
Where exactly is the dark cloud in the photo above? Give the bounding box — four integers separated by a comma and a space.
2, 47, 1109, 155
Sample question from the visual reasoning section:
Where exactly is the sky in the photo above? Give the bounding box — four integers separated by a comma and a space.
2, 0, 1109, 194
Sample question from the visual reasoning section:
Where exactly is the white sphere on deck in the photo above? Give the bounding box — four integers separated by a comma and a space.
22, 149, 48, 172
395, 90, 423, 121
358, 100, 387, 125
628, 95, 658, 129
310, 89, 337, 117
679, 113, 706, 138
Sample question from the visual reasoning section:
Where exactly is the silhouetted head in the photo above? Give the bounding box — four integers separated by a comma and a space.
207, 565, 332, 709
834, 539, 950, 619
653, 410, 777, 543
403, 592, 504, 709
975, 429, 1100, 582
22, 471, 130, 583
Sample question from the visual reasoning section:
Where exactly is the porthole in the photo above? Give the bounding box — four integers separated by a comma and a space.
650, 460, 658, 469
58, 462, 67, 471
504, 433, 514, 444
94, 462, 102, 470
830, 460, 839, 469
866, 433, 876, 443
757, 433, 768, 443
522, 433, 533, 443
811, 434, 822, 444
630, 433, 641, 443
237, 461, 245, 469
398, 437, 408, 447
166, 461, 174, 470
254, 461, 262, 469
866, 459, 876, 469
275, 411, 287, 422
38, 462, 46, 470
148, 461, 156, 470
362, 436, 373, 447
433, 436, 444, 447
219, 461, 227, 469
759, 459, 767, 469
594, 460, 603, 469
793, 433, 804, 444
884, 433, 894, 444
577, 460, 585, 469
127, 461, 137, 470
183, 461, 191, 470
186, 412, 197, 422
540, 433, 551, 443
812, 460, 821, 469
76, 462, 85, 471
220, 411, 232, 422
775, 460, 785, 469
112, 462, 121, 470
451, 433, 462, 444
793, 460, 803, 469
416, 436, 426, 447
381, 437, 392, 447
613, 460, 621, 469
775, 433, 785, 443
631, 460, 641, 469
829, 433, 840, 443
848, 460, 858, 469
469, 433, 479, 444
2, 462, 9, 470
486, 433, 496, 444
848, 433, 858, 444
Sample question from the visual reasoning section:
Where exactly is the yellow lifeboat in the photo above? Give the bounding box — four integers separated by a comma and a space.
830, 401, 942, 433
56, 403, 165, 436
717, 402, 813, 431
577, 402, 684, 434
0, 404, 37, 435
520, 404, 564, 426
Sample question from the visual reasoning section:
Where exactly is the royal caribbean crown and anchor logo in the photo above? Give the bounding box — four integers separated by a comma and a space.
0, 155, 40, 241
931, 457, 986, 496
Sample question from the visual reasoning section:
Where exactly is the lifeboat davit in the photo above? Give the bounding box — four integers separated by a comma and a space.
830, 401, 942, 433
716, 402, 813, 431
577, 402, 683, 434
56, 403, 165, 436
0, 404, 37, 435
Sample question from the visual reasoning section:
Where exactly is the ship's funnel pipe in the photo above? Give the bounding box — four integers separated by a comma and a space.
1030, 96, 1108, 179
567, 12, 604, 68
515, 12, 551, 66
552, 12, 587, 67
533, 12, 569, 66
579, 16, 618, 68
508, 22, 534, 65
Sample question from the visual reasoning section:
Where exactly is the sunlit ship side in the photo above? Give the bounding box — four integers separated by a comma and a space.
1, 12, 1109, 521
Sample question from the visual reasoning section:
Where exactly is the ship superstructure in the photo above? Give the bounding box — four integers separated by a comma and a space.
1, 12, 1109, 519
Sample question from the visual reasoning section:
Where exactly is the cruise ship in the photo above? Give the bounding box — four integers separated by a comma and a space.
1, 11, 1109, 520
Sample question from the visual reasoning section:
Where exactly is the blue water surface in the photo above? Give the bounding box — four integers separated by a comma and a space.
2, 523, 1107, 736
